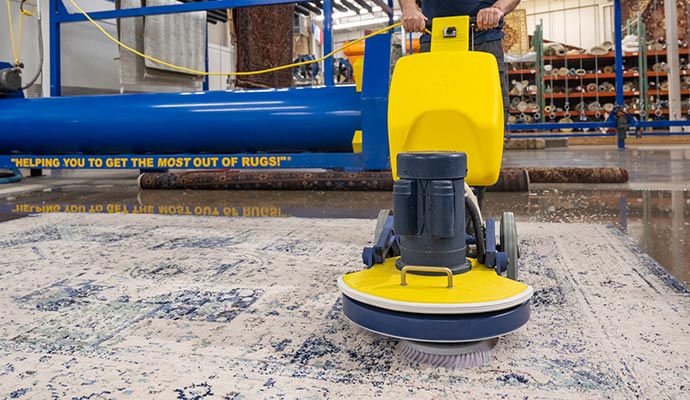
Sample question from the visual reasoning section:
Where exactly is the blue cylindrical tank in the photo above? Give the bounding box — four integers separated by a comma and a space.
0, 86, 361, 155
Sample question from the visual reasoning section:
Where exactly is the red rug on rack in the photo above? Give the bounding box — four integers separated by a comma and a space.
234, 4, 294, 88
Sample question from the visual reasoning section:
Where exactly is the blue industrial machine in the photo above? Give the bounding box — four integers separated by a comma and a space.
0, 0, 396, 176
0, 33, 394, 174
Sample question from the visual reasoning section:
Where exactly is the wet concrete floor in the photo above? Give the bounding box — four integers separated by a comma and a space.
0, 145, 688, 286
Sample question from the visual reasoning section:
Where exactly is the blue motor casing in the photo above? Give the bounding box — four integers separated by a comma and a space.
393, 152, 469, 274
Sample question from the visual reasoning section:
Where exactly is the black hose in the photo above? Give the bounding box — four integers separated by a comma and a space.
465, 195, 485, 264
20, 3, 43, 91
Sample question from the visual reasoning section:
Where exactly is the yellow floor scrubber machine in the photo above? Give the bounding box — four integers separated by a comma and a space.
338, 16, 534, 369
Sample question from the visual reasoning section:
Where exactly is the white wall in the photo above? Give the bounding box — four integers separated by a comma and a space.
519, 0, 615, 49
208, 43, 234, 90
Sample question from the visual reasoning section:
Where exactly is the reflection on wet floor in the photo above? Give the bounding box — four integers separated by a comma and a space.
0, 183, 687, 286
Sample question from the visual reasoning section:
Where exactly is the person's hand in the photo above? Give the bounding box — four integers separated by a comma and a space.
402, 7, 427, 33
476, 6, 505, 31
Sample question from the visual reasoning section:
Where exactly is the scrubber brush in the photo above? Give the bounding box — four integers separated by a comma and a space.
397, 338, 498, 369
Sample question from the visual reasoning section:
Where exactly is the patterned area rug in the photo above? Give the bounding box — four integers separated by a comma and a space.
0, 214, 688, 399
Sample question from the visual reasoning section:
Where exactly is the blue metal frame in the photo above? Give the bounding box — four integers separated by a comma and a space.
38, 0, 396, 172
24, 0, 689, 176
48, 0, 398, 94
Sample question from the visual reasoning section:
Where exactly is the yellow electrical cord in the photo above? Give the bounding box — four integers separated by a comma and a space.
68, 0, 403, 77
5, 0, 35, 66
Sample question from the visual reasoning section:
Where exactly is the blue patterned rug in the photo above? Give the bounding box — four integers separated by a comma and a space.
0, 214, 688, 399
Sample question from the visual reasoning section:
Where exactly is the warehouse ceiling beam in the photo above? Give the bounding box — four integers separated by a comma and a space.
295, 4, 310, 15
351, 0, 372, 13
299, 1, 321, 15
369, 0, 392, 15
331, 2, 347, 12
337, 0, 360, 13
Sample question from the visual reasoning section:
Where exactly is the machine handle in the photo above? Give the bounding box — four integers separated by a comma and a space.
424, 17, 477, 32
400, 266, 454, 288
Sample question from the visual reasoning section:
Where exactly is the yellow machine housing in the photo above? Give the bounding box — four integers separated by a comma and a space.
387, 16, 504, 186
340, 16, 525, 310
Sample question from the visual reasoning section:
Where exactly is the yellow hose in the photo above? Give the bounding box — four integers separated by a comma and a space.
68, 0, 401, 77
5, 0, 36, 66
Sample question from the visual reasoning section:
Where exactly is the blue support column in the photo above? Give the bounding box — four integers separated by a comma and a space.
49, 0, 62, 96
614, 0, 625, 149
323, 0, 334, 86
388, 0, 394, 24
361, 32, 392, 170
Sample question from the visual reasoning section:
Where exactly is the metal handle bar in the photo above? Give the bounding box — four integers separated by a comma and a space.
400, 266, 454, 288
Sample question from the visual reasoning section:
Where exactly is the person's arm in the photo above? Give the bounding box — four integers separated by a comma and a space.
399, 0, 427, 33
476, 0, 521, 31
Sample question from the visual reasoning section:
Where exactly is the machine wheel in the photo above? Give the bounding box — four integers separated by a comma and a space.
500, 212, 519, 281
373, 209, 393, 242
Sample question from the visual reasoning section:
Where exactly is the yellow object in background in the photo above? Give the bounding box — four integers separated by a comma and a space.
352, 130, 363, 153
387, 32, 504, 186
353, 59, 364, 92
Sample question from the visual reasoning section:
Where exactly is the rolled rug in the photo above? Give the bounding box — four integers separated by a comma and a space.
651, 42, 665, 51
603, 103, 615, 112
559, 117, 574, 133
603, 65, 614, 74
588, 46, 608, 56
523, 167, 629, 184
486, 168, 530, 192
136, 169, 627, 192
138, 170, 396, 191
558, 67, 569, 77
575, 68, 587, 76
586, 83, 598, 92
601, 40, 614, 51
622, 34, 638, 44
588, 101, 602, 111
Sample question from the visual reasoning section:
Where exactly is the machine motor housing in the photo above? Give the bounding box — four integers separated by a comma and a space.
0, 68, 22, 93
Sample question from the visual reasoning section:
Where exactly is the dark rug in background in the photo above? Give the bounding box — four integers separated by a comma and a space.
139, 170, 395, 191
521, 167, 629, 184
234, 4, 294, 88
138, 167, 628, 192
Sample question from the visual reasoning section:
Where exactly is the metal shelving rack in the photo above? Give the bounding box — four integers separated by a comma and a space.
504, 0, 690, 148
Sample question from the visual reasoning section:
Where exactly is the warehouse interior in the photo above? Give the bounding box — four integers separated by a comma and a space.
1, 0, 689, 399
